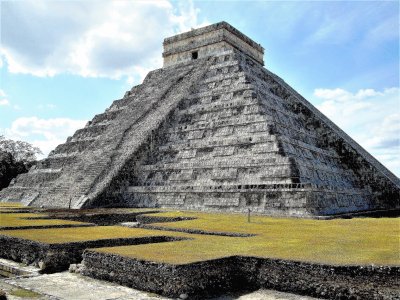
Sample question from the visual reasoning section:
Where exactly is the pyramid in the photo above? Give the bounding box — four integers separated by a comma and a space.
1, 22, 399, 216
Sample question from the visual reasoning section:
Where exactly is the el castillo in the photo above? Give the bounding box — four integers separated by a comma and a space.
0, 22, 399, 300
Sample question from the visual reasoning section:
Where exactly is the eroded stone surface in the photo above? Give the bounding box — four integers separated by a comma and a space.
213, 289, 320, 300
3, 272, 168, 300
0, 267, 321, 300
0, 278, 322, 300
81, 251, 399, 299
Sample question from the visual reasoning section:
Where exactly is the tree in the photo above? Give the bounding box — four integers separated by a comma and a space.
0, 136, 43, 189
0, 151, 27, 189
0, 135, 42, 164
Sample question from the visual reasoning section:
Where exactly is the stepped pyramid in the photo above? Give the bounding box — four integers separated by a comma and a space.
1, 22, 399, 216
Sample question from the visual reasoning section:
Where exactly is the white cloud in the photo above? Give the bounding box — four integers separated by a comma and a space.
0, 89, 21, 109
37, 103, 56, 110
304, 13, 356, 45
364, 15, 399, 45
4, 117, 87, 157
0, 0, 205, 80
306, 20, 339, 44
314, 87, 400, 176
303, 4, 399, 47
0, 89, 10, 106
314, 88, 382, 103
0, 99, 9, 106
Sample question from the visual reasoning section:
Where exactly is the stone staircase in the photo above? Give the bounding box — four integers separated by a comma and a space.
0, 57, 212, 208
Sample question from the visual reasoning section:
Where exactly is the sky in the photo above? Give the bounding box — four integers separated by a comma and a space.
0, 0, 399, 176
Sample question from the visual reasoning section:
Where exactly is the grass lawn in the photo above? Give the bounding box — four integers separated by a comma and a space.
0, 205, 398, 267
0, 202, 24, 207
0, 202, 34, 213
0, 212, 87, 228
0, 225, 186, 244
95, 211, 400, 266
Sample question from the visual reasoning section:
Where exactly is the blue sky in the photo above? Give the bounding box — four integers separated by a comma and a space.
0, 0, 399, 176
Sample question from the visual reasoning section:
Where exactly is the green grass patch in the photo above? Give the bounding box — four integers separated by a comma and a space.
0, 213, 87, 228
125, 208, 166, 212
9, 288, 41, 298
0, 225, 186, 244
0, 208, 34, 213
96, 234, 246, 264
1, 208, 398, 267
95, 211, 400, 266
0, 202, 24, 207
0, 202, 34, 213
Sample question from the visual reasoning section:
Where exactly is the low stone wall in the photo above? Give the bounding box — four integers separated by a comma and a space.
81, 253, 244, 298
140, 224, 254, 237
136, 214, 196, 224
0, 262, 34, 277
136, 214, 254, 237
0, 209, 33, 213
0, 235, 182, 273
244, 257, 399, 300
81, 251, 400, 299
40, 211, 161, 225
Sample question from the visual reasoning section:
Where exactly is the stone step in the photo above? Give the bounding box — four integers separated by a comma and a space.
11, 171, 61, 187
54, 139, 96, 154
37, 155, 76, 169
91, 110, 123, 125
140, 155, 291, 171
167, 114, 268, 134
187, 84, 254, 100
72, 124, 108, 140
177, 97, 258, 116
159, 131, 276, 152
107, 97, 135, 111
128, 182, 312, 194
202, 70, 246, 84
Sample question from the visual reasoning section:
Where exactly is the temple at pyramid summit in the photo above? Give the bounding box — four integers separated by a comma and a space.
1, 22, 399, 216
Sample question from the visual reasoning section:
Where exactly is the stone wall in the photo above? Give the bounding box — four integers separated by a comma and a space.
0, 235, 181, 273
163, 21, 264, 67
81, 250, 400, 299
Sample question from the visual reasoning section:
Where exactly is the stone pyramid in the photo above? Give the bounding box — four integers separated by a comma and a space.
1, 22, 399, 216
